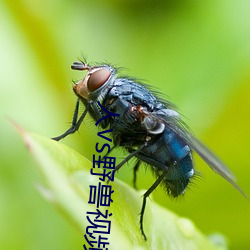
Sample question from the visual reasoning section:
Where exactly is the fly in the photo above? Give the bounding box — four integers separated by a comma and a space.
52, 60, 246, 240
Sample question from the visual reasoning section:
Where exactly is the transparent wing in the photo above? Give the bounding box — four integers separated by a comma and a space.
148, 110, 247, 198
169, 121, 247, 198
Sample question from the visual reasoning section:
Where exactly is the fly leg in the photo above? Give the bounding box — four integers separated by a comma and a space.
114, 144, 146, 174
105, 147, 141, 188
101, 146, 115, 160
52, 99, 89, 141
133, 160, 141, 189
105, 144, 146, 184
140, 171, 167, 240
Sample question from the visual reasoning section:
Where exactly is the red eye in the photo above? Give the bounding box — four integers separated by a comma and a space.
87, 68, 111, 92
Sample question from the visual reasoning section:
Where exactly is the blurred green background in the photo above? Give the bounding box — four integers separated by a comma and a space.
1, 0, 250, 249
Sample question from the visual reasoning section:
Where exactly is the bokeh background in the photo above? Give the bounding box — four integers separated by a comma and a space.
1, 1, 250, 249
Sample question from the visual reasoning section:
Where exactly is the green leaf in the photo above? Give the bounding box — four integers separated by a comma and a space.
19, 127, 227, 250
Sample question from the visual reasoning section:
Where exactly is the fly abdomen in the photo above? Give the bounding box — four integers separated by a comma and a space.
136, 128, 194, 197
163, 129, 194, 196
166, 129, 191, 160
163, 152, 193, 196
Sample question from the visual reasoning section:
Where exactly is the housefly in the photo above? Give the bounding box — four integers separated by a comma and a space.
52, 60, 246, 240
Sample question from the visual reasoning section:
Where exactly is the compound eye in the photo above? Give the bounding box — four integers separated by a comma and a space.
87, 68, 111, 92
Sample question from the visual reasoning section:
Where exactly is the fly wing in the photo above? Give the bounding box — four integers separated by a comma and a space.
169, 122, 247, 198
150, 110, 247, 198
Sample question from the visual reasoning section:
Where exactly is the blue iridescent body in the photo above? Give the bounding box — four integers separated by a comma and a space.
97, 77, 194, 197
53, 61, 245, 240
